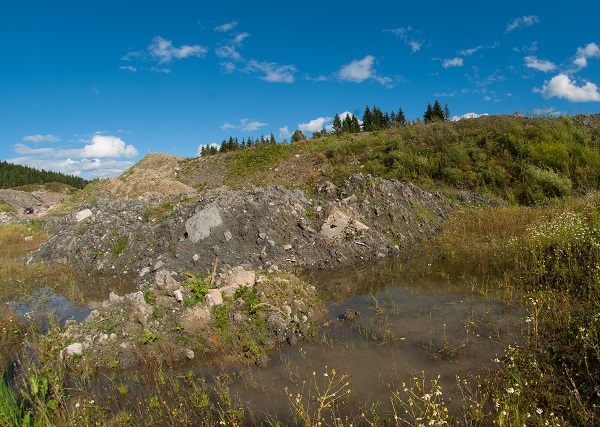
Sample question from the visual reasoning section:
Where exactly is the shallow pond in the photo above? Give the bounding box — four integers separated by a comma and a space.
14, 250, 525, 424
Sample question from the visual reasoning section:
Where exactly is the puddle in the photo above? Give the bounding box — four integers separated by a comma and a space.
10, 287, 92, 328
13, 250, 525, 423
204, 266, 525, 424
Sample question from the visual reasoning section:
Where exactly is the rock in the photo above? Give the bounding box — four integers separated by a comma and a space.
258, 232, 267, 240
185, 204, 223, 243
125, 291, 153, 327
65, 342, 84, 357
218, 266, 256, 288
192, 253, 200, 263
74, 209, 93, 222
206, 289, 223, 306
24, 236, 33, 241
139, 267, 151, 277
155, 270, 179, 292
283, 244, 293, 251
342, 309, 361, 321
183, 348, 195, 360
108, 292, 123, 303
153, 260, 165, 271
173, 289, 184, 302
320, 207, 369, 239
224, 230, 233, 241
182, 305, 212, 334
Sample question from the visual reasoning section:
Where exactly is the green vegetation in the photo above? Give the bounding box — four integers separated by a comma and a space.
194, 114, 600, 206
0, 197, 16, 214
0, 161, 88, 189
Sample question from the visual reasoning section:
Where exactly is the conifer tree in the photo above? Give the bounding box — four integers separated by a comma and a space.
362, 106, 373, 132
332, 114, 342, 135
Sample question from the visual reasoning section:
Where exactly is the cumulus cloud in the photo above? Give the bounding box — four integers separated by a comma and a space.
298, 116, 332, 133
11, 133, 139, 179
525, 56, 557, 72
80, 135, 139, 159
536, 74, 600, 102
505, 15, 539, 33
279, 126, 292, 140
387, 27, 425, 53
214, 21, 238, 32
574, 42, 600, 68
149, 36, 207, 64
337, 55, 392, 86
23, 134, 60, 143
443, 57, 463, 68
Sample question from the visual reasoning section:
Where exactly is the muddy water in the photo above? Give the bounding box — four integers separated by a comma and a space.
184, 253, 525, 425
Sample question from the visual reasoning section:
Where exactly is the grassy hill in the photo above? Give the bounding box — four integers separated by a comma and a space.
177, 114, 600, 206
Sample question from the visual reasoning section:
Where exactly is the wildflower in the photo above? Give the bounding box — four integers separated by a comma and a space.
507, 387, 515, 394
536, 408, 543, 415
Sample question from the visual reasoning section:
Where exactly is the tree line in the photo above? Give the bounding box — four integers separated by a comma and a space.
200, 100, 450, 155
0, 160, 88, 189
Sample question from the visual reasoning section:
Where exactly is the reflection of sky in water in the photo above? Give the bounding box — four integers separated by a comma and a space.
11, 287, 91, 328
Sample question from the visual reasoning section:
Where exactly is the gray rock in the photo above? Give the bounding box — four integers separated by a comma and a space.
173, 289, 184, 302
185, 204, 223, 243
74, 209, 93, 222
155, 269, 179, 292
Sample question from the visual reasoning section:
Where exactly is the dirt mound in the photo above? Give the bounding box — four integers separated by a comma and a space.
102, 152, 196, 197
0, 188, 70, 219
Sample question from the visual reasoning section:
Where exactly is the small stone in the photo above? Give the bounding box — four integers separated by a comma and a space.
65, 343, 83, 357
192, 253, 200, 263
283, 244, 293, 251
173, 289, 184, 302
206, 289, 223, 306
183, 348, 195, 360
139, 267, 151, 277
224, 230, 233, 241
153, 260, 165, 271
258, 232, 267, 239
24, 236, 33, 241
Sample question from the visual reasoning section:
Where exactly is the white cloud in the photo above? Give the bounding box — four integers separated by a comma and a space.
215, 33, 249, 60
459, 46, 483, 56
443, 57, 463, 68
298, 116, 332, 133
23, 134, 60, 143
80, 135, 138, 159
574, 42, 600, 68
214, 21, 238, 32
505, 15, 539, 33
451, 112, 489, 121
337, 55, 391, 86
220, 62, 237, 74
536, 74, 600, 102
246, 60, 296, 83
222, 119, 268, 132
148, 36, 207, 64
120, 65, 137, 72
524, 56, 557, 72
388, 27, 424, 53
279, 126, 292, 140
13, 143, 54, 155
11, 133, 139, 179
241, 119, 267, 132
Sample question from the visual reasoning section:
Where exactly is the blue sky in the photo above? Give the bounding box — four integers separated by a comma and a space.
1, 0, 599, 179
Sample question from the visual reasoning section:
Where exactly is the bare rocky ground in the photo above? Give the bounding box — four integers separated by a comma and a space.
5, 153, 494, 368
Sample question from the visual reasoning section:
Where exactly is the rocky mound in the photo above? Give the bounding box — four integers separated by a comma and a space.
61, 266, 323, 368
32, 173, 458, 281
102, 152, 195, 197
